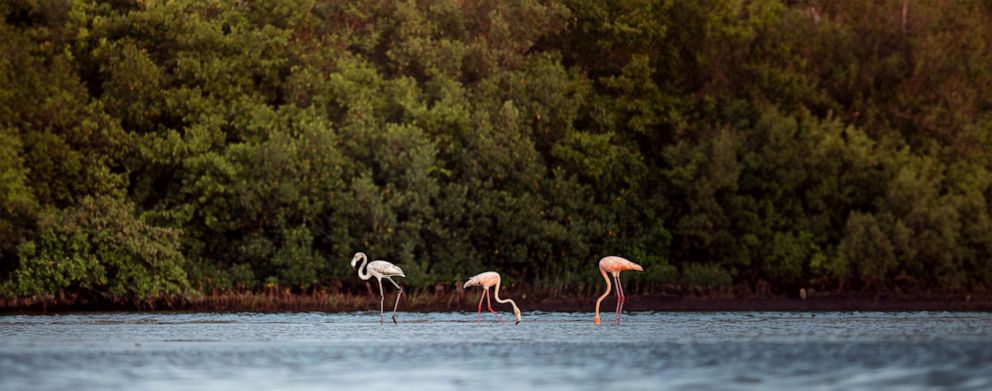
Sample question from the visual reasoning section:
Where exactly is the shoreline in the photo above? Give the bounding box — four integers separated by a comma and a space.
2, 292, 990, 314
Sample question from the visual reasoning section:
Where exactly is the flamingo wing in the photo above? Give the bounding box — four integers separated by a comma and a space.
369, 261, 405, 277
599, 256, 643, 272
464, 271, 499, 288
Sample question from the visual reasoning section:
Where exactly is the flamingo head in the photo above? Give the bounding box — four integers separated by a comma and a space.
462, 275, 481, 289
594, 315, 601, 325
350, 252, 365, 268
513, 307, 522, 325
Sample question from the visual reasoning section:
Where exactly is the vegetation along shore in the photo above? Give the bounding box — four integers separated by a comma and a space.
3, 289, 990, 313
2, 1, 992, 311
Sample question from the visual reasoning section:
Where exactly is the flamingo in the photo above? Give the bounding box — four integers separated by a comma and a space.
463, 271, 522, 324
351, 252, 405, 324
594, 256, 643, 325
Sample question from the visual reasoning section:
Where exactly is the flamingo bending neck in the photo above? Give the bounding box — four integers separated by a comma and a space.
594, 267, 611, 325
355, 253, 371, 280
492, 275, 522, 324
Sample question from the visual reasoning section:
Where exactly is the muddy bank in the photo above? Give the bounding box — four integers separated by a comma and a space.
556, 294, 992, 312
2, 290, 990, 313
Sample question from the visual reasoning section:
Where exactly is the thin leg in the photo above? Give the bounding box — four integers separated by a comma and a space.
616, 275, 626, 326
485, 288, 503, 323
377, 278, 385, 325
613, 274, 622, 325
387, 278, 403, 324
476, 289, 485, 324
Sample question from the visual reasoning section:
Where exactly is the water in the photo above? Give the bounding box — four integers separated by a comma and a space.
2, 312, 991, 390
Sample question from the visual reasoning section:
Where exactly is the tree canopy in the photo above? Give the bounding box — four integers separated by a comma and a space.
2, 0, 991, 303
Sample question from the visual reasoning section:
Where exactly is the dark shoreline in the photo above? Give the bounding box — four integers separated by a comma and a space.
2, 292, 990, 314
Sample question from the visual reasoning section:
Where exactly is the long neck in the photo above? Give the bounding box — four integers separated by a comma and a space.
357, 255, 371, 280
492, 276, 521, 323
594, 267, 612, 324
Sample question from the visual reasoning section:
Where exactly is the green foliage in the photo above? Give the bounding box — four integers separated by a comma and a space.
837, 212, 896, 288
271, 226, 325, 290
3, 0, 992, 302
0, 128, 33, 210
0, 127, 37, 270
8, 196, 188, 299
681, 263, 732, 289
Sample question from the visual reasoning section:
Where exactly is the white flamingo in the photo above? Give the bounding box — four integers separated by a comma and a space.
594, 256, 643, 325
351, 252, 405, 324
463, 271, 522, 324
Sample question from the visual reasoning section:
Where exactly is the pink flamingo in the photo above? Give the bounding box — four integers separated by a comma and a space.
594, 256, 643, 325
463, 271, 522, 324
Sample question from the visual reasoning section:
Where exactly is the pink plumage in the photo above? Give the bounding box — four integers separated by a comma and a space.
463, 271, 501, 289
599, 256, 644, 273
594, 256, 643, 325
463, 271, 522, 324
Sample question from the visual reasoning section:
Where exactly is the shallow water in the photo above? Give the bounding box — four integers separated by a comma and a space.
2, 311, 991, 390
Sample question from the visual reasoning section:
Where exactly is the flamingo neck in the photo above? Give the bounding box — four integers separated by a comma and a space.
492, 276, 522, 323
357, 255, 371, 280
594, 267, 612, 324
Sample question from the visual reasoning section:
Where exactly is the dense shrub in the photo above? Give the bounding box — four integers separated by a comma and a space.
2, 0, 991, 301
5, 196, 187, 299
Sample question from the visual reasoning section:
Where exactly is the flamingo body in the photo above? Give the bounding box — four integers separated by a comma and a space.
351, 252, 405, 324
366, 260, 406, 279
464, 271, 500, 288
463, 271, 522, 324
594, 256, 643, 325
599, 256, 644, 274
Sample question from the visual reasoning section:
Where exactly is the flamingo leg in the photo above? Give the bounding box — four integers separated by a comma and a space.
387, 277, 403, 324
376, 277, 385, 325
485, 288, 503, 323
476, 288, 485, 324
616, 274, 627, 326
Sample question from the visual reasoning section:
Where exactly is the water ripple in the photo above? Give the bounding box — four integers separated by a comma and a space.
1, 312, 991, 390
